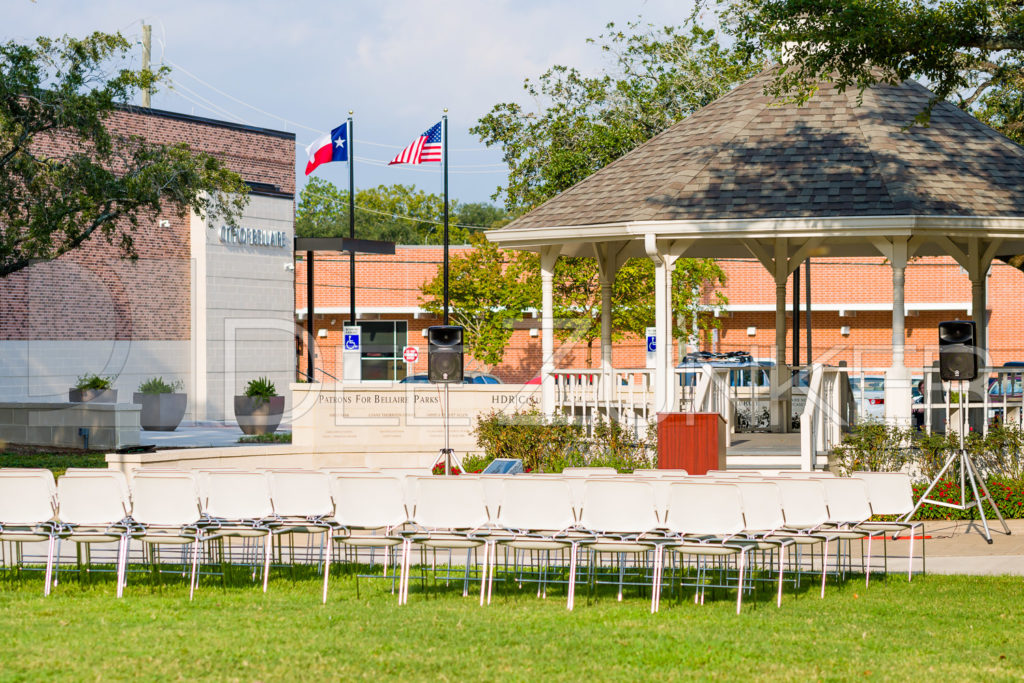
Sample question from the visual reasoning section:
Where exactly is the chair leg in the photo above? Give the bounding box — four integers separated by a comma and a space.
566, 543, 578, 611
262, 536, 272, 593
820, 538, 829, 599
43, 535, 55, 597
777, 544, 785, 608
321, 535, 331, 605
189, 539, 200, 601
736, 550, 746, 615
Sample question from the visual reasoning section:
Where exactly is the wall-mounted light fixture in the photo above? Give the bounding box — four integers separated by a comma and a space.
746, 326, 757, 337
317, 329, 328, 338
841, 326, 851, 336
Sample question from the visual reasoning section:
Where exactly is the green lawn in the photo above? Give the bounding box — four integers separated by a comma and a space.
0, 568, 1021, 680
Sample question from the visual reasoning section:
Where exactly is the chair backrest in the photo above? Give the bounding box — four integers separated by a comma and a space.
266, 470, 333, 518
498, 478, 575, 531
410, 477, 489, 530
630, 469, 688, 478
203, 471, 274, 520
773, 470, 835, 478
732, 481, 786, 532
851, 471, 913, 516
330, 475, 409, 528
820, 477, 873, 523
579, 480, 659, 534
561, 467, 618, 477
130, 472, 202, 527
377, 467, 431, 477
0, 470, 56, 524
769, 478, 829, 528
64, 468, 131, 503
56, 473, 131, 525
665, 482, 746, 536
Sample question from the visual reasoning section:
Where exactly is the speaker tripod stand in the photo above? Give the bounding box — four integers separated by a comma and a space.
439, 382, 454, 476
905, 380, 1010, 544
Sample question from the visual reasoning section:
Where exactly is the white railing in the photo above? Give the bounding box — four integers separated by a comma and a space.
800, 365, 855, 470
550, 368, 654, 434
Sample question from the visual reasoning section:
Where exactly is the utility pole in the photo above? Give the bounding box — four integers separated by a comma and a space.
142, 24, 152, 108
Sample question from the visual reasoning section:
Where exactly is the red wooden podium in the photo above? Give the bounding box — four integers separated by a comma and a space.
656, 412, 726, 475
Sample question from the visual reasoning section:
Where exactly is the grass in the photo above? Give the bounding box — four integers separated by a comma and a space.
0, 566, 1021, 680
0, 451, 106, 478
237, 431, 292, 444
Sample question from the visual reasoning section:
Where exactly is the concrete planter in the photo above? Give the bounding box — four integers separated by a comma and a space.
133, 392, 187, 431
234, 395, 285, 435
69, 388, 117, 403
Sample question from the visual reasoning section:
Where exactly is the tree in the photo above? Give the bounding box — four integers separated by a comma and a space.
552, 257, 728, 367
0, 32, 247, 278
295, 177, 507, 243
472, 23, 764, 214
420, 233, 537, 366
711, 0, 1024, 136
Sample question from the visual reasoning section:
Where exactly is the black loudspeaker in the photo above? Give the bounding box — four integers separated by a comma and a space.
427, 326, 464, 383
938, 320, 978, 381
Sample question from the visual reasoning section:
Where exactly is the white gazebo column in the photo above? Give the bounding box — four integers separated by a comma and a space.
540, 246, 559, 417
645, 235, 677, 413
600, 276, 613, 402
770, 239, 791, 433
876, 237, 912, 425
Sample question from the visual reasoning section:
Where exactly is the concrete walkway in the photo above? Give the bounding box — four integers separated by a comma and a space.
908, 518, 1023, 576
137, 422, 291, 449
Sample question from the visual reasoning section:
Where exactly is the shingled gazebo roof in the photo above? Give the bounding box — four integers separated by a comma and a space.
495, 68, 1024, 239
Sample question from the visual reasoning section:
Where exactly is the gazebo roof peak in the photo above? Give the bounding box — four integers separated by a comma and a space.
493, 68, 1024, 235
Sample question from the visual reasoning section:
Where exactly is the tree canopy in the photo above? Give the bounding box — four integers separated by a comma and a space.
712, 0, 1024, 141
0, 32, 247, 278
472, 23, 764, 215
295, 177, 508, 244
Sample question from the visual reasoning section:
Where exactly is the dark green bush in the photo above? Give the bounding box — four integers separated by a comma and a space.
74, 374, 113, 390
137, 376, 183, 394
244, 376, 278, 402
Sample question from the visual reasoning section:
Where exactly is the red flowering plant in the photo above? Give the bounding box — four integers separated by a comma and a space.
431, 462, 461, 476
908, 477, 1024, 520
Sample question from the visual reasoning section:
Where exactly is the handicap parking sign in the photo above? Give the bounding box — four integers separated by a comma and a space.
646, 333, 656, 353
342, 326, 361, 352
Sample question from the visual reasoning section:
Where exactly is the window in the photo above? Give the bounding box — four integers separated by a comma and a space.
359, 320, 408, 381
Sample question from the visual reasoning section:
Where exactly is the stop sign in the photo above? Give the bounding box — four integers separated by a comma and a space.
403, 346, 419, 363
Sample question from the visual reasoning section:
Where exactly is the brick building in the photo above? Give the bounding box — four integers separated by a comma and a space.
0, 106, 297, 421
295, 246, 1024, 383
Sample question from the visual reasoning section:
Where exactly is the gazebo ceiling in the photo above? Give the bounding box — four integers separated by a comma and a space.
488, 67, 1024, 259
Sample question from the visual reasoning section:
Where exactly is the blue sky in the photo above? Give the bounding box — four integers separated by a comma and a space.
8, 0, 695, 207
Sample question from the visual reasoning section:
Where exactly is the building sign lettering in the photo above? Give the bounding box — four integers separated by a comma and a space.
219, 225, 288, 248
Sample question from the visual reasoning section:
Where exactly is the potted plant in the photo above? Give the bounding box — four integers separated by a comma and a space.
69, 374, 117, 403
133, 377, 187, 431
234, 376, 285, 435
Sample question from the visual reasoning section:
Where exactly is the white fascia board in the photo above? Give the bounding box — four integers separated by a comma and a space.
488, 215, 1024, 250
724, 302, 971, 313
296, 306, 424, 319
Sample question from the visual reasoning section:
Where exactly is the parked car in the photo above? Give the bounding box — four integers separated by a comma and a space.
676, 352, 772, 387
988, 362, 1024, 399
849, 375, 886, 419
400, 372, 502, 384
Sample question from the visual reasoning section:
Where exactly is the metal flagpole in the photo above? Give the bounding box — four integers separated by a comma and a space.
442, 111, 450, 326
348, 113, 356, 328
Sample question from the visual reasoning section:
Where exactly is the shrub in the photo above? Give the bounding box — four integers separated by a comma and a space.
910, 476, 1024, 521
74, 374, 113, 391
829, 421, 912, 476
460, 453, 494, 474
137, 376, 184, 395
431, 462, 462, 476
244, 377, 278, 402
473, 410, 655, 473
473, 409, 584, 472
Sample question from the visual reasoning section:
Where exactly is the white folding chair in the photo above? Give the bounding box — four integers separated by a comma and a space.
630, 469, 689, 478
731, 480, 794, 607
328, 475, 411, 604
129, 471, 206, 599
818, 477, 881, 585
561, 467, 619, 477
402, 477, 491, 605
55, 472, 133, 597
265, 470, 335, 590
578, 480, 662, 603
767, 478, 839, 598
659, 482, 750, 614
493, 478, 582, 609
851, 471, 925, 580
0, 469, 59, 595
201, 471, 277, 593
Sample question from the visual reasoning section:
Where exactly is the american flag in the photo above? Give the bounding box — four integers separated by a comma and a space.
389, 121, 442, 165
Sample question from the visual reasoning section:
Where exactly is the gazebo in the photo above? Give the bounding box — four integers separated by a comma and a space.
487, 68, 1024, 431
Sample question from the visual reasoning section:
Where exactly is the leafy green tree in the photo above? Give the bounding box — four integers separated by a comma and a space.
420, 234, 537, 366
472, 23, 763, 214
553, 257, 727, 367
0, 32, 247, 278
712, 0, 1024, 137
296, 178, 506, 243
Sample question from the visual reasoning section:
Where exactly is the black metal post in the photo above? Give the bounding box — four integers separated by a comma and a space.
442, 112, 449, 326
805, 258, 812, 364
348, 115, 356, 327
306, 250, 315, 379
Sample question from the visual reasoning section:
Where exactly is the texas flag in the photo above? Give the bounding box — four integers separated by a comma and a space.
305, 123, 349, 175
